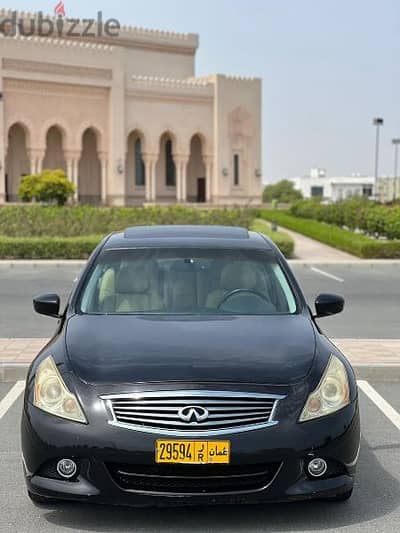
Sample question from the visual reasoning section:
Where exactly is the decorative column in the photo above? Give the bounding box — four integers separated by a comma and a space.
28, 148, 45, 175
174, 154, 190, 203
203, 154, 214, 203
108, 53, 126, 206
98, 151, 108, 205
143, 153, 158, 203
151, 158, 158, 202
0, 71, 5, 204
36, 152, 45, 174
65, 150, 81, 203
73, 159, 80, 203
144, 158, 152, 202
28, 149, 37, 175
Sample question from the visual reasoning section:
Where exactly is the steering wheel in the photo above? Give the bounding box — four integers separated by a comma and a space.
217, 289, 271, 310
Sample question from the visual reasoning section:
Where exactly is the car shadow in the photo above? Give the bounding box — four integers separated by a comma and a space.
43, 438, 399, 532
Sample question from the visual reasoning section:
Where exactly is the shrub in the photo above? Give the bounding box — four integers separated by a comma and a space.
0, 235, 102, 259
290, 198, 400, 240
0, 205, 256, 238
0, 205, 258, 258
250, 219, 295, 258
18, 170, 75, 206
259, 209, 400, 259
18, 174, 42, 202
263, 180, 303, 204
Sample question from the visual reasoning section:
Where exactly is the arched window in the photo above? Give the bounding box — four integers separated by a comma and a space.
234, 154, 240, 186
165, 139, 176, 186
135, 138, 145, 186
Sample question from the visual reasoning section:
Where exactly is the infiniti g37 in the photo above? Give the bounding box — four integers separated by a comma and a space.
22, 225, 360, 507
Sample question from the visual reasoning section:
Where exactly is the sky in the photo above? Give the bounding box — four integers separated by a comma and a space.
6, 0, 400, 183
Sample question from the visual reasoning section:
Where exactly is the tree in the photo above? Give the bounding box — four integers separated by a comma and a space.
19, 169, 75, 206
263, 180, 303, 204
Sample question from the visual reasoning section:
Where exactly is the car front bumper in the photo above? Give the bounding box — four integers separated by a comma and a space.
21, 399, 360, 507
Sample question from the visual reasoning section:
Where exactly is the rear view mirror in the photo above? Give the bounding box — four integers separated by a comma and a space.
314, 293, 344, 318
33, 294, 61, 319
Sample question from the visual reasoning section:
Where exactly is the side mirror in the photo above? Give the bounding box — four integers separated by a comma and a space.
33, 294, 61, 318
314, 293, 344, 318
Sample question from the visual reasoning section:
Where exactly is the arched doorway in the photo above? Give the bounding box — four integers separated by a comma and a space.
5, 123, 30, 202
78, 128, 101, 205
187, 134, 206, 203
155, 132, 176, 201
126, 130, 145, 204
42, 126, 67, 172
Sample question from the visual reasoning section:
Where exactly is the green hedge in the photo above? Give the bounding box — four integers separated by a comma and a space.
0, 236, 103, 259
0, 205, 255, 238
250, 219, 295, 258
259, 209, 400, 259
0, 224, 295, 260
0, 205, 258, 259
291, 199, 400, 240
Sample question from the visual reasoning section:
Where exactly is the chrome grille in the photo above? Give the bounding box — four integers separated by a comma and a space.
101, 390, 284, 436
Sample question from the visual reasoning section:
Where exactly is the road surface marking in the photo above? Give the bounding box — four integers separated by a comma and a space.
358, 380, 400, 431
0, 381, 25, 420
311, 267, 344, 283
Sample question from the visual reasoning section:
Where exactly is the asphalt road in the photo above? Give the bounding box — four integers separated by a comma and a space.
0, 263, 399, 339
0, 376, 399, 533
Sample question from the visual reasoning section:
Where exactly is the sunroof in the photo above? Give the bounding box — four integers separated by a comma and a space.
124, 225, 249, 240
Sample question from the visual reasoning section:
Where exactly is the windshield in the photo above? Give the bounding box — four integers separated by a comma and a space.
78, 248, 298, 316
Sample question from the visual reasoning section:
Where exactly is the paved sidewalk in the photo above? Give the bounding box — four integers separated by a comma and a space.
280, 227, 358, 261
0, 338, 399, 366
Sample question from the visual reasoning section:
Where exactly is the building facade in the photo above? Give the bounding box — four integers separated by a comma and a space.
290, 168, 375, 202
378, 177, 400, 203
0, 9, 263, 205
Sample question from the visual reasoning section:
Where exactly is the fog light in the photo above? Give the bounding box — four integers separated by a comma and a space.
307, 458, 328, 478
56, 459, 77, 479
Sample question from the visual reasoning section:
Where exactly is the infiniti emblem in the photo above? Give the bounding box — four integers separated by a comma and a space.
178, 405, 209, 423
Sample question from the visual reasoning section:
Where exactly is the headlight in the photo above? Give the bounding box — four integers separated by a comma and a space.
33, 356, 87, 424
299, 355, 350, 422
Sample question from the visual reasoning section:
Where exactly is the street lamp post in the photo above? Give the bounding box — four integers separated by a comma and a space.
373, 117, 384, 200
392, 138, 400, 201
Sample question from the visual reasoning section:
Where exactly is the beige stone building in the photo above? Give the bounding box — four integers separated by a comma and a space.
0, 9, 262, 205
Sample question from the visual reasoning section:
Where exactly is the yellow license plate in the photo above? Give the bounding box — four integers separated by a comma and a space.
156, 440, 231, 464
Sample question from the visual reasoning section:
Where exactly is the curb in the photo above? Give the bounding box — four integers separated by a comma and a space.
1, 362, 400, 383
289, 260, 400, 266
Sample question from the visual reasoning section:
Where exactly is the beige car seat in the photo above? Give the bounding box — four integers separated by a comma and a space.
116, 262, 162, 313
99, 261, 162, 313
99, 268, 116, 308
206, 262, 262, 309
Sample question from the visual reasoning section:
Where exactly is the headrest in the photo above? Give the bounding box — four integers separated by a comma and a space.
116, 264, 150, 295
220, 262, 258, 291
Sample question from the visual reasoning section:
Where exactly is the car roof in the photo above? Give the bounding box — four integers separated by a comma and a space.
103, 225, 274, 251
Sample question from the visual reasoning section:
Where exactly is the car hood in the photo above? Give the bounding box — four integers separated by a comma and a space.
65, 314, 316, 386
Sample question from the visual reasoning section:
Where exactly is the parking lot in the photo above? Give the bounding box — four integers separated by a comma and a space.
0, 261, 399, 532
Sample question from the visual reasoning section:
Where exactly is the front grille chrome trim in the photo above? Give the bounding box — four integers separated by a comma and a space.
101, 390, 285, 436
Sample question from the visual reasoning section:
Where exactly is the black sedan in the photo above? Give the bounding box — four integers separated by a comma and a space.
22, 225, 360, 507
